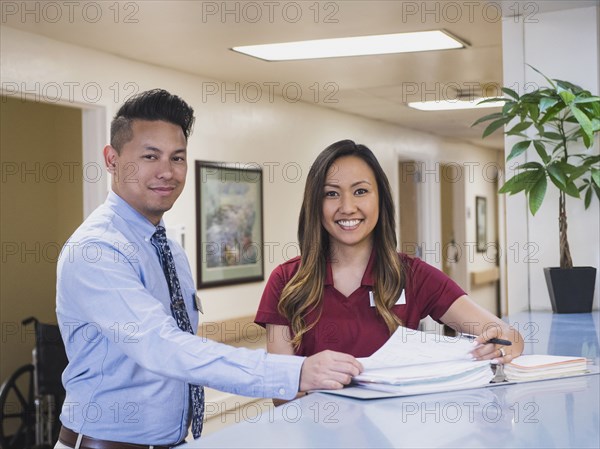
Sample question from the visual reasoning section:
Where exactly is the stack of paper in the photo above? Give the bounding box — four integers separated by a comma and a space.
319, 327, 593, 399
352, 327, 494, 395
504, 355, 588, 381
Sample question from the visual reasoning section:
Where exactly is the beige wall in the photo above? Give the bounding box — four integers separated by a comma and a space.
463, 156, 499, 314
0, 97, 83, 382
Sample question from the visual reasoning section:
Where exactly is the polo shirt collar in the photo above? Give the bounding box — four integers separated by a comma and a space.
325, 259, 334, 286
324, 247, 377, 287
361, 248, 376, 287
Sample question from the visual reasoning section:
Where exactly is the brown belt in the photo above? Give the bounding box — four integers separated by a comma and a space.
59, 426, 182, 449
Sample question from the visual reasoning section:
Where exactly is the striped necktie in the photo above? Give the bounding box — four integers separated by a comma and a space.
151, 226, 204, 438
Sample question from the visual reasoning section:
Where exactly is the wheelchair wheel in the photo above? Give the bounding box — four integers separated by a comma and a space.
0, 364, 36, 449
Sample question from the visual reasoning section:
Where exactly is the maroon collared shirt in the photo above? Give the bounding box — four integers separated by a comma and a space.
255, 251, 465, 357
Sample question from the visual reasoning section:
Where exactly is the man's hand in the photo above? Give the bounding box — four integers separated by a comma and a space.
299, 350, 363, 391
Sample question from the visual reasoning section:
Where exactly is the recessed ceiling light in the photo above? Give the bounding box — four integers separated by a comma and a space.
232, 30, 465, 61
408, 98, 505, 111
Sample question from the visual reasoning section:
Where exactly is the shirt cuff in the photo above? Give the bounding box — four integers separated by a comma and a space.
263, 353, 305, 400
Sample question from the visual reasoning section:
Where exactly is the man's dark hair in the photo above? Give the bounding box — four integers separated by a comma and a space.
110, 89, 195, 152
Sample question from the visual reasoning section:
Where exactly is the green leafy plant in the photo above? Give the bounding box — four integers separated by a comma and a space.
473, 66, 600, 269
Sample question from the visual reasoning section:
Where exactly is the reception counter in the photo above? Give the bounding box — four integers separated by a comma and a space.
183, 311, 600, 448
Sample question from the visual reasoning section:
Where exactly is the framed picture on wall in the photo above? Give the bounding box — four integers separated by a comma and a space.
195, 161, 264, 288
475, 196, 487, 253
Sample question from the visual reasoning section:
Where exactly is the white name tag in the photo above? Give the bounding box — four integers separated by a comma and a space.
370, 290, 406, 307
194, 293, 204, 314
396, 290, 406, 305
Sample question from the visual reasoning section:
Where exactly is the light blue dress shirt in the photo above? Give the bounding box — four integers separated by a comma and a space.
56, 192, 303, 445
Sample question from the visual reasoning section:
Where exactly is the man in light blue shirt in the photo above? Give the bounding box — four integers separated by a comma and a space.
55, 89, 362, 449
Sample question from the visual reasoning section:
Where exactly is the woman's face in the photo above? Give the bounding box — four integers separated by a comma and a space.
321, 155, 379, 251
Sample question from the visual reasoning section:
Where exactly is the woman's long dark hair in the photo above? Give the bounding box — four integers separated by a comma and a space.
278, 140, 405, 348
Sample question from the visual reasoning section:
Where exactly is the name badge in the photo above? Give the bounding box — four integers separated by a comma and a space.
396, 290, 406, 305
194, 293, 204, 314
369, 290, 406, 307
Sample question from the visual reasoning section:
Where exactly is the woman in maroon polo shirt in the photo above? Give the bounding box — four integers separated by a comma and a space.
255, 140, 523, 370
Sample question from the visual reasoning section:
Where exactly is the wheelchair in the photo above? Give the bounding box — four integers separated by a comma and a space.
0, 317, 68, 449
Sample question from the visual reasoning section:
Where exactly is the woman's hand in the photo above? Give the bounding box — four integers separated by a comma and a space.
440, 295, 524, 364
469, 323, 519, 364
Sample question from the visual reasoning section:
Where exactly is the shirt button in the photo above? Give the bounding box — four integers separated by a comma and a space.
278, 388, 286, 396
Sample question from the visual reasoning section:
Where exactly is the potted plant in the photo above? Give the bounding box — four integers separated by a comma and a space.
473, 66, 600, 313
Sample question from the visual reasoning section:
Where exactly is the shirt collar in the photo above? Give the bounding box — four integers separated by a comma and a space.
106, 191, 164, 240
361, 248, 376, 287
325, 259, 334, 286
324, 247, 376, 287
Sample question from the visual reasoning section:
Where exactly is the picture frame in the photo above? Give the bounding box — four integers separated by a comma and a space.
475, 196, 487, 253
195, 161, 264, 288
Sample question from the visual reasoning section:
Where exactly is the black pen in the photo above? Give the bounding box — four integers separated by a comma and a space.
461, 333, 512, 346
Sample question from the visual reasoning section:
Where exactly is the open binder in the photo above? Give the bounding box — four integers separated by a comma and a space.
320, 327, 591, 399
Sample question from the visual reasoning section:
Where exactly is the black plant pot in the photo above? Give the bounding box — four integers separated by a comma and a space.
544, 266, 597, 313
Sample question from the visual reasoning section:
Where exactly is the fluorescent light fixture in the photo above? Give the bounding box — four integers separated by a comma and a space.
408, 98, 505, 111
232, 30, 465, 61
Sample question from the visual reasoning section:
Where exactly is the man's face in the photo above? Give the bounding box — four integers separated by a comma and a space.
104, 120, 187, 225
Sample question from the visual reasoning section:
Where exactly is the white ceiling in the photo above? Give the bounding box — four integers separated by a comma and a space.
4, 0, 596, 150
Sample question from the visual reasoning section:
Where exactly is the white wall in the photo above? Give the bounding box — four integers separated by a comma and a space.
1, 26, 501, 322
502, 5, 600, 311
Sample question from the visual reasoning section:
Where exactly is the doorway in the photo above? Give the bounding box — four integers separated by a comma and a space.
0, 96, 105, 385
398, 160, 421, 258
439, 163, 468, 290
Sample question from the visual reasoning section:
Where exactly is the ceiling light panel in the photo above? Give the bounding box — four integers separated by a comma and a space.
232, 30, 465, 61
408, 99, 505, 111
